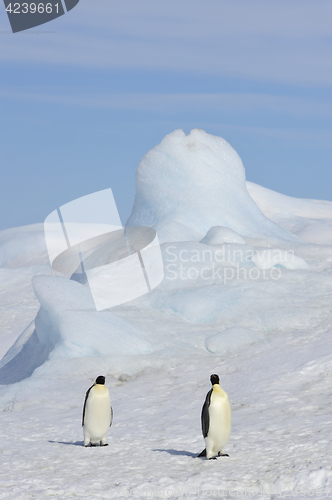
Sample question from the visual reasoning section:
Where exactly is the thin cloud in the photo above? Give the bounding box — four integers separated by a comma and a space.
0, 88, 330, 119
0, 1, 331, 86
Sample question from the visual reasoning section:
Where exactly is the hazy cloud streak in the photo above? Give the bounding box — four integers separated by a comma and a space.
0, 0, 331, 86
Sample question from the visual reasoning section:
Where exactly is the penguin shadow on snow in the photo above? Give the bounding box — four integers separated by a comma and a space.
153, 449, 198, 458
49, 440, 111, 447
48, 440, 84, 447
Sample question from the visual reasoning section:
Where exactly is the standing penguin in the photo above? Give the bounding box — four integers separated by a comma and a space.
82, 376, 113, 447
198, 374, 231, 459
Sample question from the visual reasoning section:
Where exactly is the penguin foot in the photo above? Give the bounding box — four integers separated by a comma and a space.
218, 452, 229, 457
208, 457, 217, 460
100, 443, 109, 446
197, 449, 206, 457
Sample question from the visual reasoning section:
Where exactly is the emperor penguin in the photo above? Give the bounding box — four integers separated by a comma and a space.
198, 374, 231, 459
82, 376, 113, 447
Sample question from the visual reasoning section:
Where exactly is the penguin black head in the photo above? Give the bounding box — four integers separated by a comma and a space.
210, 374, 220, 385
95, 376, 105, 385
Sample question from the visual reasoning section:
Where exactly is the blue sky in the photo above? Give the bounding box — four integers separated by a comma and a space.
0, 0, 331, 231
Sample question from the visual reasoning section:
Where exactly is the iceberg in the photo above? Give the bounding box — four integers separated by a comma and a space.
0, 275, 153, 384
127, 129, 299, 243
1, 128, 330, 386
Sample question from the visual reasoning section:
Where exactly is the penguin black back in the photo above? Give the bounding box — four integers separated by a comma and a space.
200, 374, 220, 436
201, 388, 212, 438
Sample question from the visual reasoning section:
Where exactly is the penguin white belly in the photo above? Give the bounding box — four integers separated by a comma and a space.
205, 390, 231, 458
83, 386, 111, 445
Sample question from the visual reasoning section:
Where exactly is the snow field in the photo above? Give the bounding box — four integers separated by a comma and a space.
0, 324, 331, 499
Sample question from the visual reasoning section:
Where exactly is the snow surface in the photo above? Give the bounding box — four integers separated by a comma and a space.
0, 129, 331, 499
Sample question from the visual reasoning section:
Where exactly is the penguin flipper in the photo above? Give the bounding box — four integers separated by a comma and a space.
201, 389, 212, 438
197, 448, 206, 457
82, 384, 94, 426
110, 406, 113, 427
